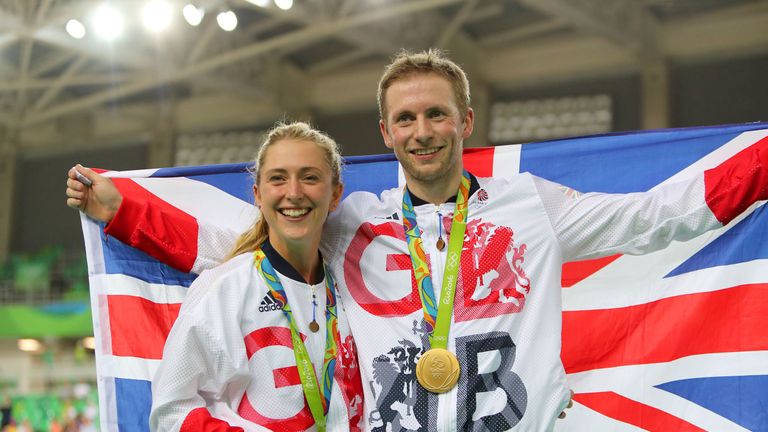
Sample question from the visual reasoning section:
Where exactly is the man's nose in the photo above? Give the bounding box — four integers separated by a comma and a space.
415, 116, 433, 143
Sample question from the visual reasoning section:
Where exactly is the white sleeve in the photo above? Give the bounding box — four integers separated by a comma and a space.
533, 175, 722, 261
149, 311, 237, 431
193, 222, 240, 274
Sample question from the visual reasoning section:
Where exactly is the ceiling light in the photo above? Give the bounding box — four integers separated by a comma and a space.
182, 4, 204, 26
92, 4, 124, 41
18, 339, 42, 352
245, 0, 270, 7
274, 0, 293, 10
65, 19, 86, 39
216, 10, 237, 31
142, 1, 173, 33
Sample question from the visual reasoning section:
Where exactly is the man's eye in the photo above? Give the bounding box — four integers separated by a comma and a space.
429, 110, 446, 118
397, 114, 413, 123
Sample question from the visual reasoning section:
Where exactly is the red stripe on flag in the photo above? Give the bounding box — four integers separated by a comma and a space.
108, 295, 181, 359
704, 135, 768, 224
563, 284, 768, 373
107, 178, 199, 273
562, 254, 622, 288
463, 147, 495, 177
574, 392, 706, 431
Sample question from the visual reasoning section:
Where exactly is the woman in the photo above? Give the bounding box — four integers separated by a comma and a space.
147, 122, 362, 431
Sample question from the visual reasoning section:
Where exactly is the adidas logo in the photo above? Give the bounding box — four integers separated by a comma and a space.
259, 291, 284, 312
375, 212, 400, 221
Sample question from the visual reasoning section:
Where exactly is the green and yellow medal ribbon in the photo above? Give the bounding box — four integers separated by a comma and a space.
253, 247, 339, 432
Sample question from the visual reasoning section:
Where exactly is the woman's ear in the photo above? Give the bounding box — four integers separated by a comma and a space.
330, 183, 344, 212
253, 184, 261, 208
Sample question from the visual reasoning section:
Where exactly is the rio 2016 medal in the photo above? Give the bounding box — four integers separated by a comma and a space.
416, 348, 461, 393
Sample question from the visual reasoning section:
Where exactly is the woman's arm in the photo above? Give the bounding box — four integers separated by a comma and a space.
66, 165, 237, 274
150, 314, 243, 432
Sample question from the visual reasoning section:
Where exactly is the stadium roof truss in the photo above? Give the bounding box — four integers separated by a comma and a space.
0, 0, 766, 153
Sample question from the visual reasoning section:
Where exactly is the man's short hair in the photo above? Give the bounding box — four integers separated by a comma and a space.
377, 48, 471, 121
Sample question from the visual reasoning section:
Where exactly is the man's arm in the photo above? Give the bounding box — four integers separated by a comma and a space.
537, 140, 768, 261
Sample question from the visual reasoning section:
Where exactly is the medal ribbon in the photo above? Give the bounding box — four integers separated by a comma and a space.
402, 170, 471, 349
253, 247, 339, 432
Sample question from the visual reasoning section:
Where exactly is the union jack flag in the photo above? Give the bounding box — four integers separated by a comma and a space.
79, 122, 768, 431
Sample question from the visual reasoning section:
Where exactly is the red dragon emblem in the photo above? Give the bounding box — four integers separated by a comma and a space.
443, 217, 532, 321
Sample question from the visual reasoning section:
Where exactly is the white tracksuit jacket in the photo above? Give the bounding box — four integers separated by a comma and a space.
149, 242, 364, 432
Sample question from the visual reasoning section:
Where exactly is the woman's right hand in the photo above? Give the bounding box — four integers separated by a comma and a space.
66, 164, 123, 223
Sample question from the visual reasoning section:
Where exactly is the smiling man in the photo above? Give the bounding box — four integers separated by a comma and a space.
379, 71, 472, 203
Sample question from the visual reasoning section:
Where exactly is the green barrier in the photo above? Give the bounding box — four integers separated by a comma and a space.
0, 303, 92, 338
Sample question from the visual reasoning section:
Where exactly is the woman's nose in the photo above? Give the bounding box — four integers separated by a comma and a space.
286, 178, 302, 199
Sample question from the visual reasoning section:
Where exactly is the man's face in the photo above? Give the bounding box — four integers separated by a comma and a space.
379, 73, 473, 190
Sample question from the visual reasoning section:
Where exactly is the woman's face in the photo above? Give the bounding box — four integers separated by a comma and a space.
254, 138, 342, 251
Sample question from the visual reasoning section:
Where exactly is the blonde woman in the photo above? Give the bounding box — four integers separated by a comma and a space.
148, 122, 362, 431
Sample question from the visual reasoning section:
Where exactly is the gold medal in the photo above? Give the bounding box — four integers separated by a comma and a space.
415, 348, 460, 393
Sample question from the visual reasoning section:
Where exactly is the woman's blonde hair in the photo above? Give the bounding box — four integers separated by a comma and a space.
228, 121, 343, 258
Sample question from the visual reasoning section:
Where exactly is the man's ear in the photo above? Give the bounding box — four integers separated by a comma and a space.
461, 107, 475, 139
380, 119, 394, 149
330, 183, 344, 212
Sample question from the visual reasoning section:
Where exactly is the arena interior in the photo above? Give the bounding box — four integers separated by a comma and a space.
0, 0, 767, 429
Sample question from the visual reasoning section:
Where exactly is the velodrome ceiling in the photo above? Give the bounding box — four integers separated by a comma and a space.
1, 0, 767, 155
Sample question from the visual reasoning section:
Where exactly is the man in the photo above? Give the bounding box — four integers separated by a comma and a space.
68, 50, 768, 430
